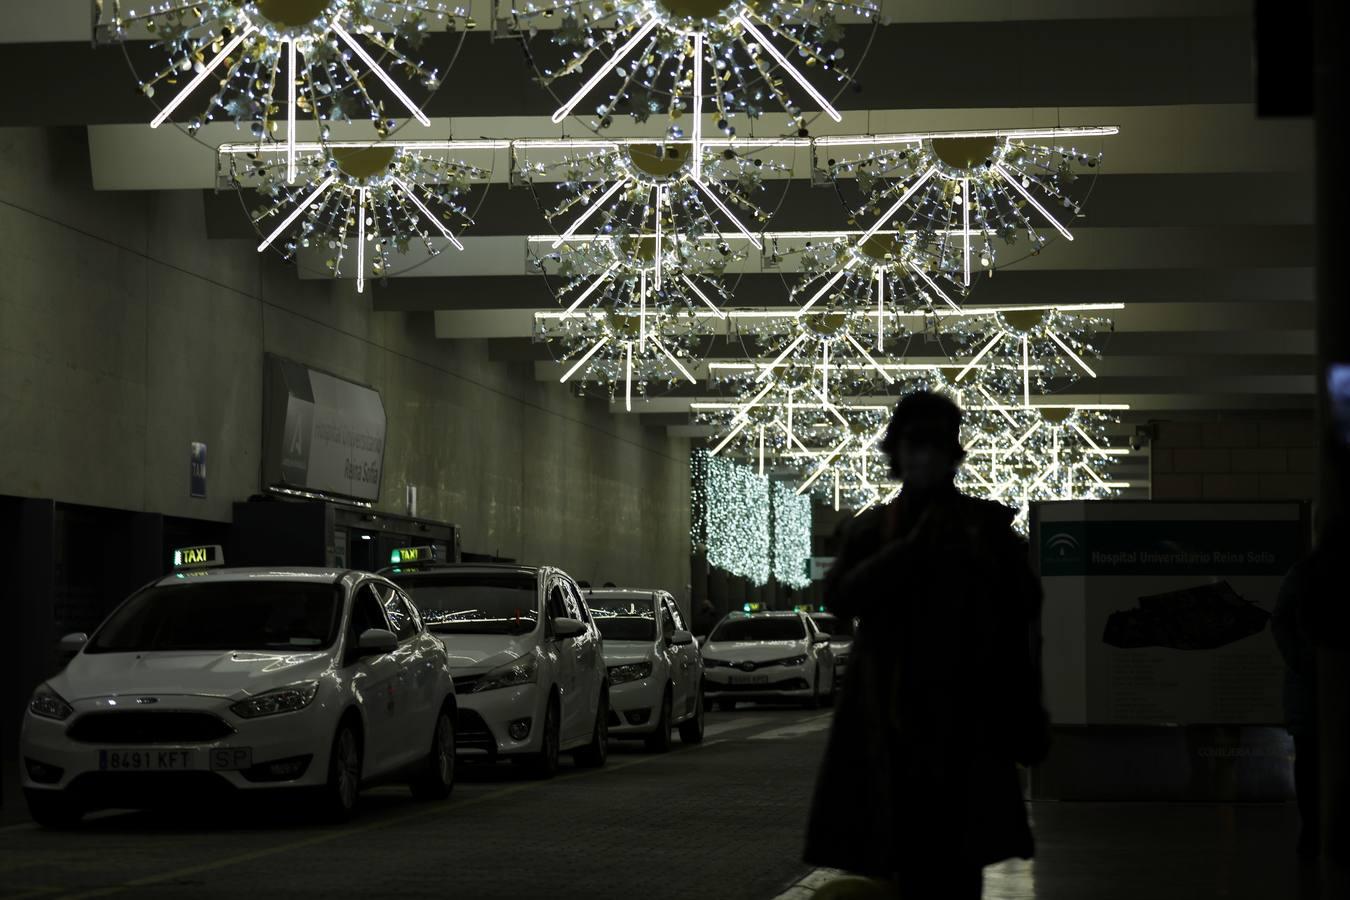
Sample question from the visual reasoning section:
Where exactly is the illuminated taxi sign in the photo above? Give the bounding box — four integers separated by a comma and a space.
742, 602, 765, 613
390, 546, 435, 566
172, 545, 223, 569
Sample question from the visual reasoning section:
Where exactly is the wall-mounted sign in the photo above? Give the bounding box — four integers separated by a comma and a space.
189, 442, 207, 498
262, 355, 387, 504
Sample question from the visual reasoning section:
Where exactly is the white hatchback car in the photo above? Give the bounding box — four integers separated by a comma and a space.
584, 589, 704, 751
384, 558, 609, 777
701, 611, 835, 710
20, 546, 458, 827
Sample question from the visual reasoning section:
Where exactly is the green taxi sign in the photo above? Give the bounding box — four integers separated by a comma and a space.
172, 545, 223, 569
390, 546, 435, 565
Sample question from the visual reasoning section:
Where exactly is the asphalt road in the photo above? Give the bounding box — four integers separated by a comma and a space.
0, 706, 832, 900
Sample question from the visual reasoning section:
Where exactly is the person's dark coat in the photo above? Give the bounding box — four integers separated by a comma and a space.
803, 487, 1049, 876
1272, 557, 1317, 737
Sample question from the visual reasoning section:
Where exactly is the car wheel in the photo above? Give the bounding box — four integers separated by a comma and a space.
718, 699, 737, 712
24, 789, 83, 829
678, 683, 706, 745
645, 688, 674, 753
410, 706, 456, 801
523, 696, 561, 779
322, 721, 362, 822
574, 690, 610, 768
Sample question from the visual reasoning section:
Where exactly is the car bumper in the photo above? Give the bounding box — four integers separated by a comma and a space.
704, 666, 814, 700
19, 696, 336, 807
607, 677, 664, 736
455, 683, 546, 758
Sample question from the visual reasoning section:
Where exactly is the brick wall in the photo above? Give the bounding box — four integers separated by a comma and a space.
1150, 419, 1316, 500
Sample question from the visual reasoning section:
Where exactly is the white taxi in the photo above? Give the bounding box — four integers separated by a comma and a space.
585, 588, 704, 751
20, 546, 458, 828
701, 610, 835, 710
383, 552, 609, 778
808, 611, 857, 682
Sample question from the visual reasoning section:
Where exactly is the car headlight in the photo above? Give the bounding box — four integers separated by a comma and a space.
778, 655, 809, 667
230, 681, 319, 719
702, 657, 729, 668
607, 661, 653, 685
474, 653, 538, 693
29, 685, 73, 721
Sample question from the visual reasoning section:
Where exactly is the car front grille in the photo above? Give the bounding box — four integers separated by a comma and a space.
455, 708, 496, 755
711, 658, 801, 672
709, 678, 810, 693
66, 711, 235, 745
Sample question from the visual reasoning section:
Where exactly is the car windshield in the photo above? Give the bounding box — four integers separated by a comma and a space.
710, 617, 806, 643
88, 581, 342, 653
811, 614, 855, 639
390, 572, 538, 635
587, 598, 656, 641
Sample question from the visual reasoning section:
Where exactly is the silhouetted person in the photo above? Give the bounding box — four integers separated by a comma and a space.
804, 392, 1049, 899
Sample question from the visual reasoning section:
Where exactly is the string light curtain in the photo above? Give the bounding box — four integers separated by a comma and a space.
691, 449, 770, 585
771, 481, 812, 589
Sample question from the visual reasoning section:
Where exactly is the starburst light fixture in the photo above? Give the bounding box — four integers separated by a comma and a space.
220, 139, 499, 291
819, 127, 1117, 282
513, 0, 877, 132
96, 1, 466, 182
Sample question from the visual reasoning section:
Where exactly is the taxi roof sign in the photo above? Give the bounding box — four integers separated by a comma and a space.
742, 602, 765, 613
172, 545, 223, 569
390, 546, 436, 566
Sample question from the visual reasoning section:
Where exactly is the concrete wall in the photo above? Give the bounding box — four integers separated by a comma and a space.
1150, 417, 1316, 501
0, 127, 690, 594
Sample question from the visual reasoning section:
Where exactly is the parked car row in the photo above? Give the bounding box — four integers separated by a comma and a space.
19, 545, 847, 828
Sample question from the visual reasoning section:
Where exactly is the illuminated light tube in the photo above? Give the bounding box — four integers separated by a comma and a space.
1022, 334, 1031, 407
332, 23, 430, 126
740, 378, 779, 413
875, 268, 885, 351
797, 440, 850, 494
955, 331, 1007, 382
693, 177, 762, 249
553, 178, 630, 249
844, 334, 894, 384
857, 167, 939, 245
356, 187, 367, 294
651, 337, 698, 383
756, 334, 808, 381
711, 418, 749, 456
1046, 329, 1098, 378
624, 342, 633, 412
993, 162, 1073, 241
391, 177, 464, 250
258, 175, 337, 252
680, 274, 726, 319
561, 261, 623, 319
812, 126, 1120, 147
654, 185, 664, 290
797, 270, 846, 316
961, 178, 971, 286
151, 26, 255, 128
560, 336, 610, 383
286, 38, 297, 184
692, 34, 704, 181
910, 264, 960, 311
551, 17, 661, 124
736, 16, 841, 122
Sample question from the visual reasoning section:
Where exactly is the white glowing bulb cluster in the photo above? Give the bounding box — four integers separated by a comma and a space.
771, 481, 813, 589
692, 449, 771, 585
515, 0, 877, 132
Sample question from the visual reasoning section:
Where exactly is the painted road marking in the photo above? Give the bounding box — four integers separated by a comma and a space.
748, 713, 834, 742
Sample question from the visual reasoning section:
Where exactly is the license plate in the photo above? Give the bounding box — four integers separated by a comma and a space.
209, 748, 253, 771
732, 674, 769, 685
98, 749, 198, 771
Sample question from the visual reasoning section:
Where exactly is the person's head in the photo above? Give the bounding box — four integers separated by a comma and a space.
879, 391, 966, 488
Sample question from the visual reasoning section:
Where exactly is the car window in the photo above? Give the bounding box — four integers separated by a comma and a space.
397, 590, 423, 630
710, 616, 807, 642
547, 584, 568, 621
348, 584, 389, 646
665, 597, 687, 632
588, 596, 657, 641
390, 572, 539, 636
378, 585, 417, 641
565, 582, 590, 623
659, 602, 677, 639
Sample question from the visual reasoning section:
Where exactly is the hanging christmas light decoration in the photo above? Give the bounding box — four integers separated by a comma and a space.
219, 139, 497, 291
691, 449, 771, 585
771, 481, 812, 590
939, 303, 1119, 405
819, 127, 1117, 282
734, 307, 909, 395
513, 0, 878, 132
516, 139, 792, 269
96, 1, 468, 182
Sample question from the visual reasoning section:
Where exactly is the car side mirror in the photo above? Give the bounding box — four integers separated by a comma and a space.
59, 632, 88, 653
696, 635, 708, 647
670, 629, 695, 647
812, 633, 831, 645
356, 628, 398, 656
553, 618, 587, 641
